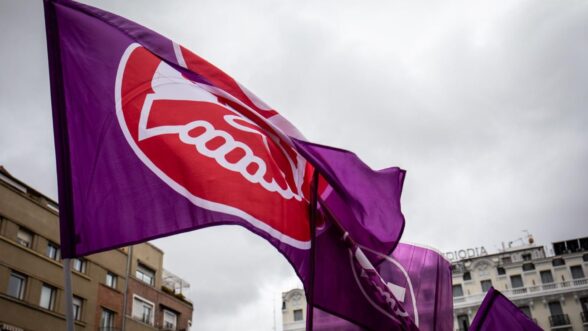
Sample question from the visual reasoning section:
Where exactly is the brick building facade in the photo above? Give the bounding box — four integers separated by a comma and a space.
0, 166, 193, 331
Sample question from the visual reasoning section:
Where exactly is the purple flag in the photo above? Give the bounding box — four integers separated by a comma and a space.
44, 0, 414, 329
312, 242, 453, 331
293, 139, 406, 258
45, 0, 316, 258
311, 211, 417, 330
469, 288, 542, 331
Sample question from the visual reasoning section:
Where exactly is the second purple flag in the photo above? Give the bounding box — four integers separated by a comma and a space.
312, 242, 454, 331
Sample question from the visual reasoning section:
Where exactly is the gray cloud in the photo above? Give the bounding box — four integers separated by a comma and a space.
1, 0, 587, 330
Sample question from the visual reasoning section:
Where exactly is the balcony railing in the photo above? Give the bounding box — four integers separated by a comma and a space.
454, 278, 588, 308
549, 314, 570, 327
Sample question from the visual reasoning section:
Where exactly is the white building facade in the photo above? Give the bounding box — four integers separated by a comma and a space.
282, 288, 307, 331
282, 236, 588, 331
452, 237, 588, 331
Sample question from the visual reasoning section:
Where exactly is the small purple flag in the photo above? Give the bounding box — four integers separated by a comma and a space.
469, 287, 542, 331
44, 1, 414, 329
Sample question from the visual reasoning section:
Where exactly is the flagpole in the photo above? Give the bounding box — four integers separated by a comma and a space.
43, 2, 77, 329
63, 258, 75, 331
306, 171, 319, 331
122, 245, 133, 331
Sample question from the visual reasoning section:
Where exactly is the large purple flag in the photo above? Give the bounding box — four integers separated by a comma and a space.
44, 0, 413, 329
469, 288, 542, 331
312, 242, 453, 331
45, 0, 316, 259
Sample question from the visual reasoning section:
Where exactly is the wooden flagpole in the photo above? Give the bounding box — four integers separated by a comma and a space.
306, 171, 319, 330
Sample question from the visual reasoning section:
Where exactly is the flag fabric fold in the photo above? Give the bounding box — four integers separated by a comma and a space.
292, 139, 406, 259
44, 0, 414, 329
468, 287, 542, 331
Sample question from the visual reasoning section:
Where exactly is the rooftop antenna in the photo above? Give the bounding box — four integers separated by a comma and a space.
273, 295, 276, 331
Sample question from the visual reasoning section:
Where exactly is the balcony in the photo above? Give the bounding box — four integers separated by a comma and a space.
511, 287, 527, 295
454, 278, 588, 309
549, 314, 570, 328
582, 312, 588, 324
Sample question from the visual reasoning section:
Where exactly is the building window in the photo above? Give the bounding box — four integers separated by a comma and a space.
293, 309, 303, 321
540, 270, 554, 284
163, 309, 178, 330
547, 301, 570, 327
457, 314, 469, 331
583, 253, 588, 262
7, 271, 26, 299
16, 227, 33, 248
581, 237, 588, 251
571, 265, 585, 279
518, 305, 532, 318
105, 272, 117, 289
553, 242, 567, 255
72, 258, 86, 273
496, 266, 506, 275
501, 256, 512, 264
463, 272, 471, 281
480, 280, 492, 293
46, 242, 60, 260
510, 275, 523, 288
521, 253, 532, 261
133, 296, 154, 325
548, 301, 563, 315
39, 284, 56, 310
72, 296, 83, 321
552, 258, 565, 267
522, 262, 535, 271
136, 263, 155, 286
452, 284, 464, 297
100, 308, 115, 328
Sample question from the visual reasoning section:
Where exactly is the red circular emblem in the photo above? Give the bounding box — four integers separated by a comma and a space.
115, 44, 311, 248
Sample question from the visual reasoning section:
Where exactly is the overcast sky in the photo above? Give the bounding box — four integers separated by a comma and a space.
1, 0, 588, 330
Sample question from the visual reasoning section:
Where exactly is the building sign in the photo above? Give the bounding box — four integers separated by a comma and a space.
444, 247, 488, 262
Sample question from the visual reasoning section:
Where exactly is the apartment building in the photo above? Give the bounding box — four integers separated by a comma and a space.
452, 237, 588, 331
0, 166, 193, 331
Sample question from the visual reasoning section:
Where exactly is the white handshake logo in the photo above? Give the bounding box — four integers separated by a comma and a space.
137, 61, 302, 201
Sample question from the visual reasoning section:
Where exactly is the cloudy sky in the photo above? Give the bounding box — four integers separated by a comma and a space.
1, 0, 587, 330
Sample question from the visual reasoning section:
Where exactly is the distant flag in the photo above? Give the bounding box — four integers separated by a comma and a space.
44, 0, 413, 329
311, 242, 453, 331
469, 287, 542, 331
307, 208, 417, 330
